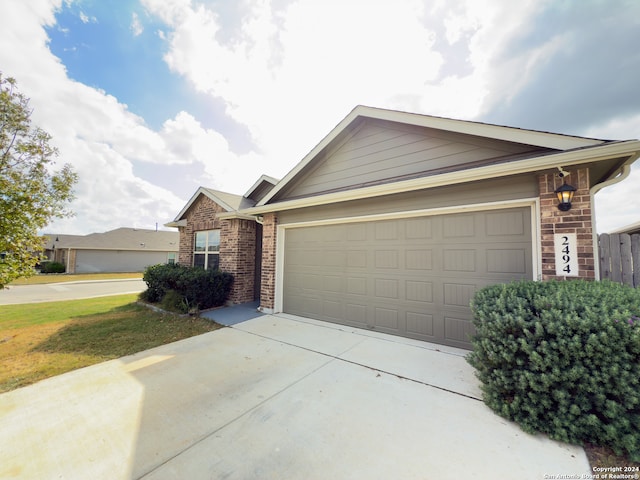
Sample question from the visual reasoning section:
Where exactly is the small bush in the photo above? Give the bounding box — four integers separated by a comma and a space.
141, 263, 233, 311
160, 289, 190, 314
41, 261, 65, 274
467, 280, 640, 461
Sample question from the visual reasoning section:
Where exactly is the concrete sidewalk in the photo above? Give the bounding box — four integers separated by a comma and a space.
0, 314, 590, 479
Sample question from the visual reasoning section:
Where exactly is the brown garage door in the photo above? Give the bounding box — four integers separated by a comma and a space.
283, 207, 533, 349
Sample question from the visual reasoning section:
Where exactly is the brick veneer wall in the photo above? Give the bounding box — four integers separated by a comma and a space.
259, 212, 278, 311
177, 195, 225, 267
538, 167, 595, 280
220, 218, 257, 303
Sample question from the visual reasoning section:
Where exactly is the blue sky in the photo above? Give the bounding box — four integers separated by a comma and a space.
46, 0, 252, 149
1, 0, 639, 234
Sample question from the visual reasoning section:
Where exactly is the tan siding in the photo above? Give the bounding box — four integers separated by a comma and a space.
280, 119, 548, 199
278, 174, 538, 225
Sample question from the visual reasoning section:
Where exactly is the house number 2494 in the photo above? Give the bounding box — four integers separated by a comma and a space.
554, 233, 578, 277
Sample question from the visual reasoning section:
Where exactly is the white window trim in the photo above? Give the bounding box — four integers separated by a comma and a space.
193, 229, 221, 270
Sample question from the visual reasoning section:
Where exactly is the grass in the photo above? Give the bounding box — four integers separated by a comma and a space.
9, 272, 143, 285
0, 294, 221, 393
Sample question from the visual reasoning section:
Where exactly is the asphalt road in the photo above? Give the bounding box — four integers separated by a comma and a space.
0, 279, 146, 305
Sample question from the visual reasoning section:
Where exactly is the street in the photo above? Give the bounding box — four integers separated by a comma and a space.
0, 279, 146, 305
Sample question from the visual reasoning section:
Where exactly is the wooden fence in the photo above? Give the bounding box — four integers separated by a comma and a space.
598, 233, 640, 287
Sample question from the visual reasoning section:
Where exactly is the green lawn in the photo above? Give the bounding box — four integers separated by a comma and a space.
0, 294, 221, 393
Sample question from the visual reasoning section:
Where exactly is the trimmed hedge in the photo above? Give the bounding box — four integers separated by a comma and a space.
141, 263, 233, 313
467, 280, 640, 461
40, 261, 65, 274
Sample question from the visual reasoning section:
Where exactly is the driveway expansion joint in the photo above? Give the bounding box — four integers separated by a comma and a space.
230, 324, 483, 403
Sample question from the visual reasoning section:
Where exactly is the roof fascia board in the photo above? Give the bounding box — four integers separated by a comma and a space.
244, 140, 640, 216
257, 105, 608, 207
360, 106, 607, 150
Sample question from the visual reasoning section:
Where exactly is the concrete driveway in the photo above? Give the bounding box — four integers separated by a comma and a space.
0, 314, 590, 479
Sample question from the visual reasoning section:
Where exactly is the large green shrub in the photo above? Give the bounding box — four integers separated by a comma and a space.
467, 280, 640, 461
141, 263, 233, 312
40, 261, 65, 274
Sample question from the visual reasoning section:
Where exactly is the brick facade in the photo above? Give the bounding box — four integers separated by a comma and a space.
220, 218, 257, 303
259, 212, 278, 311
177, 194, 259, 304
538, 167, 595, 281
177, 195, 225, 266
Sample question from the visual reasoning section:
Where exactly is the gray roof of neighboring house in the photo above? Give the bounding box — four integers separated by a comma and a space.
610, 221, 640, 235
43, 228, 179, 251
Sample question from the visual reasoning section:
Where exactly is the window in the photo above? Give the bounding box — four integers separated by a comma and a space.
167, 252, 176, 265
194, 230, 220, 270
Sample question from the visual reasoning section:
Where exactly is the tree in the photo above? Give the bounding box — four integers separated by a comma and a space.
0, 73, 78, 288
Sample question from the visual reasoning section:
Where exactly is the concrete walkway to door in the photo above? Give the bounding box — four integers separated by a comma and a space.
0, 314, 590, 479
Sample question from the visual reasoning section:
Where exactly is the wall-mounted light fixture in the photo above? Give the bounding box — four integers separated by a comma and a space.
554, 168, 576, 211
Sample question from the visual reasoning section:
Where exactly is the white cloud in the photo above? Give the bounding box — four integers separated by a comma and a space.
131, 12, 143, 36
2, 0, 638, 236
0, 0, 223, 233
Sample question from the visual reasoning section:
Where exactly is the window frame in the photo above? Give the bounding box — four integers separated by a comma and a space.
193, 229, 220, 270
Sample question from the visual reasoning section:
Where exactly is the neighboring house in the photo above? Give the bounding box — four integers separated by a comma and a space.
168, 105, 640, 349
610, 221, 640, 235
43, 228, 179, 274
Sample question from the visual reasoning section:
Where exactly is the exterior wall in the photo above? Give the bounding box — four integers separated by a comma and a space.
278, 119, 546, 200
220, 218, 257, 303
278, 174, 538, 226
259, 212, 278, 311
177, 195, 225, 266
73, 250, 171, 273
538, 167, 595, 280
68, 249, 77, 274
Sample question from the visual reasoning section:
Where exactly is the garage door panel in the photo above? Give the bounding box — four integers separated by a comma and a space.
406, 312, 434, 336
374, 278, 399, 299
405, 280, 433, 303
444, 316, 476, 348
442, 249, 476, 272
346, 303, 368, 326
322, 299, 343, 320
405, 249, 433, 270
443, 283, 477, 307
486, 210, 525, 236
487, 248, 528, 274
346, 276, 367, 295
443, 215, 476, 238
283, 207, 532, 349
347, 250, 368, 267
375, 220, 400, 240
406, 218, 433, 239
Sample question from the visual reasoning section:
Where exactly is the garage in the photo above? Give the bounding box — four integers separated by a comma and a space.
283, 206, 533, 349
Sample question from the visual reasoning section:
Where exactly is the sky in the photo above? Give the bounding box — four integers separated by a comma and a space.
1, 0, 639, 235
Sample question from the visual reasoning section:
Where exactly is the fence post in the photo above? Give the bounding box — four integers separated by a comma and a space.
632, 234, 640, 287
599, 233, 612, 281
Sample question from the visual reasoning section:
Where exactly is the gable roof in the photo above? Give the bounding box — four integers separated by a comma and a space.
251, 105, 639, 211
43, 228, 179, 251
167, 187, 254, 227
244, 175, 279, 203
